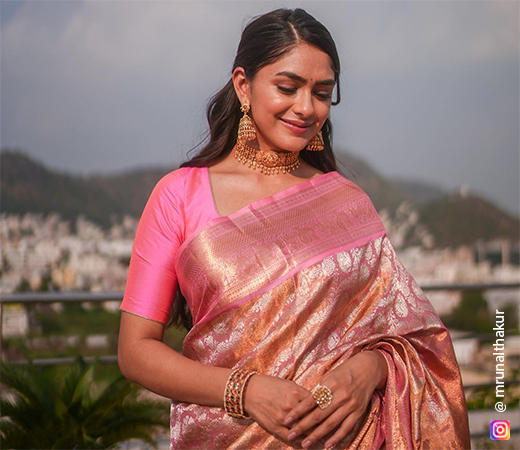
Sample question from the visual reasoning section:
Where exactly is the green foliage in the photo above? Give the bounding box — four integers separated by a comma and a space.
34, 303, 120, 337
441, 290, 494, 333
163, 326, 188, 353
1, 252, 12, 275
38, 271, 61, 292
4, 304, 123, 361
118, 255, 131, 267
465, 382, 520, 411
13, 268, 60, 293
0, 357, 168, 449
500, 302, 520, 332
14, 277, 32, 293
471, 438, 520, 450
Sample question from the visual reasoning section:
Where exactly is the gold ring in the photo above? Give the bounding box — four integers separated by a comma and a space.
312, 384, 333, 409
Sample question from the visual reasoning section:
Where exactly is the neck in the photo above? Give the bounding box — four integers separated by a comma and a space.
234, 141, 300, 175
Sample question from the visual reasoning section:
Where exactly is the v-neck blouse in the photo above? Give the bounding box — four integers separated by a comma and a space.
120, 166, 339, 324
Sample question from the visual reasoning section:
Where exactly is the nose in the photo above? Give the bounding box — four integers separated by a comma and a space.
293, 90, 315, 119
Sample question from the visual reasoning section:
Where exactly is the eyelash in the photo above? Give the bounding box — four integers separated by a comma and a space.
277, 86, 332, 100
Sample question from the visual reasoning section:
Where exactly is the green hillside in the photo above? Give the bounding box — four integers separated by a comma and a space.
419, 192, 519, 248
336, 152, 414, 212
1, 151, 168, 228
2, 149, 518, 249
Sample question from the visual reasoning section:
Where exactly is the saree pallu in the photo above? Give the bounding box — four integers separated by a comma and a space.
171, 172, 470, 449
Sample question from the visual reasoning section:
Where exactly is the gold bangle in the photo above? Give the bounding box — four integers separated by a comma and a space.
224, 369, 257, 419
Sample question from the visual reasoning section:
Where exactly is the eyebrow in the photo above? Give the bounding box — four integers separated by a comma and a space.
275, 71, 336, 86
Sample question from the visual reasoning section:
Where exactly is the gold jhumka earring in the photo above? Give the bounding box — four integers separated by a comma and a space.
234, 103, 301, 175
306, 130, 324, 151
237, 103, 257, 142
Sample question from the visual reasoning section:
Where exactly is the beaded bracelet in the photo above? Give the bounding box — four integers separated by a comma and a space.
224, 369, 257, 419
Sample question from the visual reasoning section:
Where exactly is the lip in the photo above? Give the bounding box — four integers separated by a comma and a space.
280, 118, 313, 135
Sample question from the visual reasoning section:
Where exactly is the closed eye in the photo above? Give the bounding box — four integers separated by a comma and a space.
277, 86, 297, 94
315, 92, 332, 99
277, 85, 332, 100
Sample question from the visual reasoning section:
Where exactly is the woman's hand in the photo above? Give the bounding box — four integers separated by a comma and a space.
284, 351, 388, 449
243, 374, 314, 448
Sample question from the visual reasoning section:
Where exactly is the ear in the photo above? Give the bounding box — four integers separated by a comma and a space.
232, 67, 251, 105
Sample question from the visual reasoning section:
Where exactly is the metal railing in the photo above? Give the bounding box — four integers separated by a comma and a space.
1, 284, 519, 439
1, 282, 519, 360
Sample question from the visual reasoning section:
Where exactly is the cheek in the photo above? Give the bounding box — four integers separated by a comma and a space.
255, 99, 290, 124
316, 104, 331, 123
268, 95, 291, 113
252, 92, 285, 114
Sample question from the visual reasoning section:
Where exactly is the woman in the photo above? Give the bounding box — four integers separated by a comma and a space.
118, 8, 470, 449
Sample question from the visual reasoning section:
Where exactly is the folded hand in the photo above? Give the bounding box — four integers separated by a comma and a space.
243, 373, 314, 448
284, 350, 388, 449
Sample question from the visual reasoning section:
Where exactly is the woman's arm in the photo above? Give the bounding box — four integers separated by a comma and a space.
118, 311, 232, 407
118, 311, 313, 446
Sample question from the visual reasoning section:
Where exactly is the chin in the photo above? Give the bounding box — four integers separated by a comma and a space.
271, 138, 309, 153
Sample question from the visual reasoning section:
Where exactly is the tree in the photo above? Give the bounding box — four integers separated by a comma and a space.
440, 290, 494, 333
14, 277, 32, 293
38, 268, 60, 292
0, 357, 168, 449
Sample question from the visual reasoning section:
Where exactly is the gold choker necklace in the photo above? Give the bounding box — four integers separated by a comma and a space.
234, 141, 300, 175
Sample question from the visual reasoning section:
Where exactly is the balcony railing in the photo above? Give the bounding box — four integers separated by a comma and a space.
1, 282, 519, 442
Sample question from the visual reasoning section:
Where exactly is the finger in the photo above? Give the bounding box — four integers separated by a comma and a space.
298, 406, 350, 449
286, 402, 339, 442
323, 410, 363, 449
260, 424, 305, 448
284, 393, 318, 426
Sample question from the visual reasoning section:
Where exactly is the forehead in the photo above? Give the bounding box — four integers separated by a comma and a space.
257, 43, 335, 81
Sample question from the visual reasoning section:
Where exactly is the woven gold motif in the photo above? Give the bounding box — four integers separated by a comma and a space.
173, 227, 470, 448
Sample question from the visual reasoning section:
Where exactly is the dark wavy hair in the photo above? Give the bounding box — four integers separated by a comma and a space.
171, 8, 342, 330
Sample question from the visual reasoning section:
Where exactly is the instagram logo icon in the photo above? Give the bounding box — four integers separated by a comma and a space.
490, 420, 510, 440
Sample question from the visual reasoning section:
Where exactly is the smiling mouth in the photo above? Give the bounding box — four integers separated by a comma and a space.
280, 119, 312, 129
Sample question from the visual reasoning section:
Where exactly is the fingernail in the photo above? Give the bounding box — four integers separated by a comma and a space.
288, 431, 297, 440
325, 442, 335, 449
302, 439, 312, 448
285, 416, 294, 425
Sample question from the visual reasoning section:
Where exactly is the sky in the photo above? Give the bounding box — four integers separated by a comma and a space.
1, 0, 519, 215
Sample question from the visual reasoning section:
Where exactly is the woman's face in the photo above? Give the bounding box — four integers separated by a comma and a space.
234, 42, 336, 153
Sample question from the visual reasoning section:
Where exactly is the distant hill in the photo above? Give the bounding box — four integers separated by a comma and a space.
2, 151, 120, 228
336, 152, 415, 212
419, 192, 519, 248
390, 178, 446, 205
0, 150, 169, 228
88, 168, 171, 218
2, 149, 518, 248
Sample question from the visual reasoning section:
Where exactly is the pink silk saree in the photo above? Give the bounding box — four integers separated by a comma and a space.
171, 172, 470, 449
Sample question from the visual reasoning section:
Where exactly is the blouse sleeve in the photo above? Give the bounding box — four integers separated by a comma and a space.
120, 169, 186, 324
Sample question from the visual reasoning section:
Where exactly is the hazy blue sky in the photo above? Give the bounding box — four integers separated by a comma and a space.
1, 0, 519, 215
